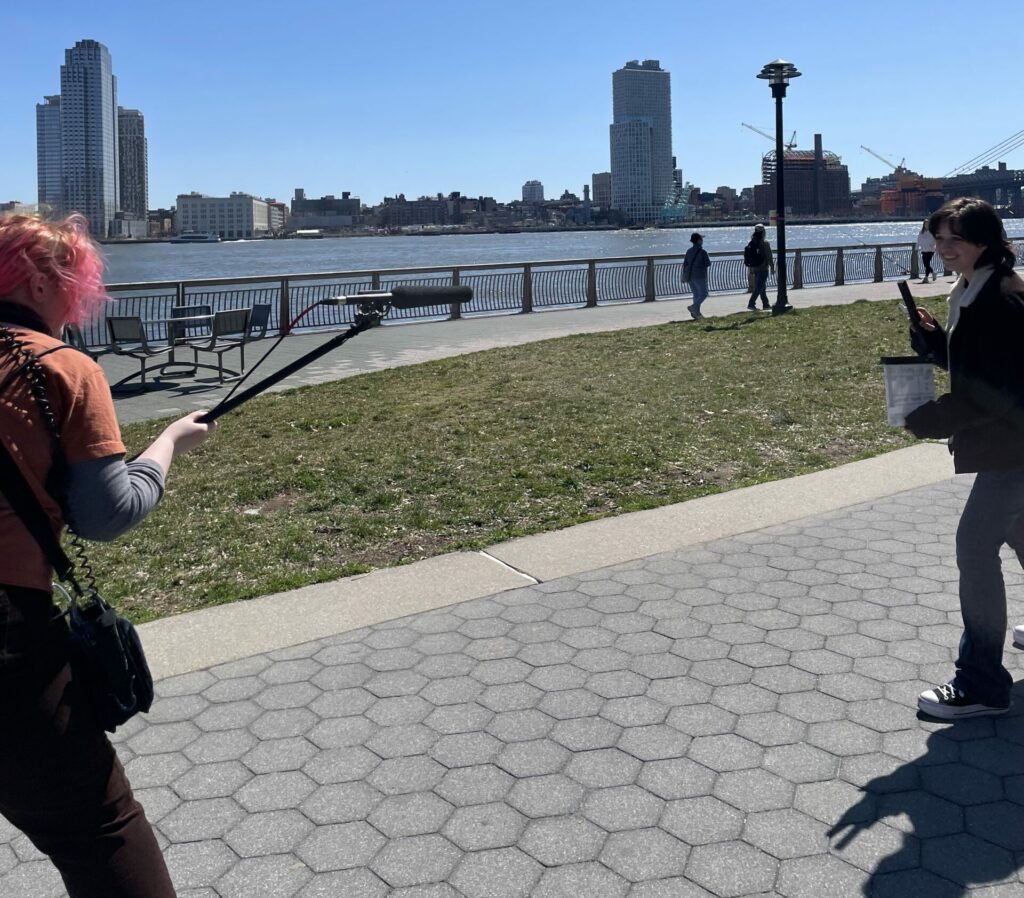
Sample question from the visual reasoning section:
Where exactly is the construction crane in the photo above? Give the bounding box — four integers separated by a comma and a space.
860, 145, 906, 171
741, 123, 796, 149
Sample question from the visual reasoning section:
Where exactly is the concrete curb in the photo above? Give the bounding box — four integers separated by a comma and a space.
140, 551, 537, 680
487, 442, 954, 580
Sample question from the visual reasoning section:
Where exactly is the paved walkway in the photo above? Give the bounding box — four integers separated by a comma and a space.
9, 278, 1024, 897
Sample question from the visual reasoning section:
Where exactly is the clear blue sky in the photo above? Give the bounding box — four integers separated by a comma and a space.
3, 0, 1019, 209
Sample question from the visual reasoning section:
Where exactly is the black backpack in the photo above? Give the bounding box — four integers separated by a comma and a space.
744, 241, 765, 267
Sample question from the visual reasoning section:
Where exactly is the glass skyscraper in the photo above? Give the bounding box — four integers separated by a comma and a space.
58, 39, 120, 238
118, 107, 149, 221
609, 60, 673, 224
35, 96, 63, 216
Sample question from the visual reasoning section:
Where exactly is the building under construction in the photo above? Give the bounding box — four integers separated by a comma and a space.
753, 133, 851, 217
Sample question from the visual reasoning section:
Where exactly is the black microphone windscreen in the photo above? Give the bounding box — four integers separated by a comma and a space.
388, 286, 473, 308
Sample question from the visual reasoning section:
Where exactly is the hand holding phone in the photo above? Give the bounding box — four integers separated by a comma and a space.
898, 280, 937, 359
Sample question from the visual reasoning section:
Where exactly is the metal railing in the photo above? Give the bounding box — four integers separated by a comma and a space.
80, 241, 1007, 347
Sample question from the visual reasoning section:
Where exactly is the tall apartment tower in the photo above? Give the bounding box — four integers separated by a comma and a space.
35, 96, 63, 215
609, 60, 673, 224
59, 39, 119, 238
118, 107, 149, 220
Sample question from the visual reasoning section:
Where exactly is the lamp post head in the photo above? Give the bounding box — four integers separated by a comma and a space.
757, 59, 801, 88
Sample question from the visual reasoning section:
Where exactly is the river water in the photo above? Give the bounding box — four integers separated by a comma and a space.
102, 220, 1024, 285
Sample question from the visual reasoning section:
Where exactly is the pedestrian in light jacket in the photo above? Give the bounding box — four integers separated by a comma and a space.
917, 220, 937, 283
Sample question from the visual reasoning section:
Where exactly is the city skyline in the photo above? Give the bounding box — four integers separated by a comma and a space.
3, 0, 1022, 213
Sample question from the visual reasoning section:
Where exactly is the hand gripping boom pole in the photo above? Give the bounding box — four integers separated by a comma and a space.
197, 285, 472, 423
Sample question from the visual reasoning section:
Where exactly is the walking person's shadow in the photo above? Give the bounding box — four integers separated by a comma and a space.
828, 685, 1024, 896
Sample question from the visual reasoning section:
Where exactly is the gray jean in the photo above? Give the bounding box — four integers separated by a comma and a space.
953, 468, 1024, 705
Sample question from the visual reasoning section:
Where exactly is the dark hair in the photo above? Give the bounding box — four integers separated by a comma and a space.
690, 232, 703, 243
928, 197, 1016, 270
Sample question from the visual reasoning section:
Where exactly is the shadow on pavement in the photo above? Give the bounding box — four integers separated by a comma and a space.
829, 682, 1024, 897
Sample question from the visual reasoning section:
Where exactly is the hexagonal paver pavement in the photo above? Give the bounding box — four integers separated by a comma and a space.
7, 478, 1024, 897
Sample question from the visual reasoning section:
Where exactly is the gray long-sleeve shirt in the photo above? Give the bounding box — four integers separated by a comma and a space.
64, 456, 165, 541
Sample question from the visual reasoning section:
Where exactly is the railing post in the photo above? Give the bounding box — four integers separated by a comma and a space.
793, 249, 803, 289
371, 271, 381, 290
522, 264, 533, 314
645, 257, 656, 302
874, 247, 884, 282
450, 268, 462, 320
175, 282, 185, 307
587, 261, 597, 307
910, 248, 920, 280
835, 248, 845, 286
278, 278, 290, 334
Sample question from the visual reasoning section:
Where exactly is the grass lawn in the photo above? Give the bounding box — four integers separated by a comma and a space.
94, 297, 947, 622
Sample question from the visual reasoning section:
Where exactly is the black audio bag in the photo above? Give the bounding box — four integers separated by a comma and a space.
60, 583, 154, 731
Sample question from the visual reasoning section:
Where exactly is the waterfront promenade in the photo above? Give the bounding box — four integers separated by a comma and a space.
7, 278, 1024, 896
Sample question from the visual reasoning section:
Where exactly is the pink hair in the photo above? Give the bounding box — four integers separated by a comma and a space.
0, 213, 108, 326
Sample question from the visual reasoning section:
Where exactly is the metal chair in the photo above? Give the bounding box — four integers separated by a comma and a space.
245, 303, 272, 341
62, 323, 106, 360
105, 316, 174, 389
191, 308, 251, 383
168, 303, 213, 347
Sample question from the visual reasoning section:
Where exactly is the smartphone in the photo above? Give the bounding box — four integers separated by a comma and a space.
897, 281, 918, 327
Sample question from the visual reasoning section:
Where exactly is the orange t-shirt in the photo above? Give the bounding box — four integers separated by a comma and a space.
0, 326, 126, 591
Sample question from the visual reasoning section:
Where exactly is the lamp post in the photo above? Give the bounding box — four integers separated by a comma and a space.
757, 59, 801, 315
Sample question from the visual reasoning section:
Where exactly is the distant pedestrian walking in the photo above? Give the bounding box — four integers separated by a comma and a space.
917, 219, 937, 282
682, 232, 710, 319
744, 224, 775, 310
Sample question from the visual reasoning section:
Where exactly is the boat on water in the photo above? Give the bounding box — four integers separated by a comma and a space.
169, 232, 221, 243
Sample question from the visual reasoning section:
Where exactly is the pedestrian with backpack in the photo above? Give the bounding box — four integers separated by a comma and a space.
744, 223, 775, 311
682, 232, 711, 320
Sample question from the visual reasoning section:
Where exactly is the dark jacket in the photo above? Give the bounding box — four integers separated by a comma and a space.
683, 245, 710, 280
904, 266, 1024, 472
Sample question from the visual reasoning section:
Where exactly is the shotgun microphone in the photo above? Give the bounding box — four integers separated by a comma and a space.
345, 286, 473, 309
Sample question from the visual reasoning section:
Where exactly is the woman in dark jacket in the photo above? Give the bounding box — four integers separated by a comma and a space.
904, 197, 1024, 719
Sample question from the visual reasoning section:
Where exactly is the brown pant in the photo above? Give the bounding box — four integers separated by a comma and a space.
0, 586, 175, 898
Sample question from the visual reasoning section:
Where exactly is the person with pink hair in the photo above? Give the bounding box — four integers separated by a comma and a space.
0, 213, 213, 897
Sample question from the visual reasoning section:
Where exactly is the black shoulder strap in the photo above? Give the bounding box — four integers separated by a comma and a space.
0, 439, 74, 580
0, 330, 77, 584
0, 344, 73, 398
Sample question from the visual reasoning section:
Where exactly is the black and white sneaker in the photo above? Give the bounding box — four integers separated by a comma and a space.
918, 683, 1009, 719
1013, 624, 1024, 648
